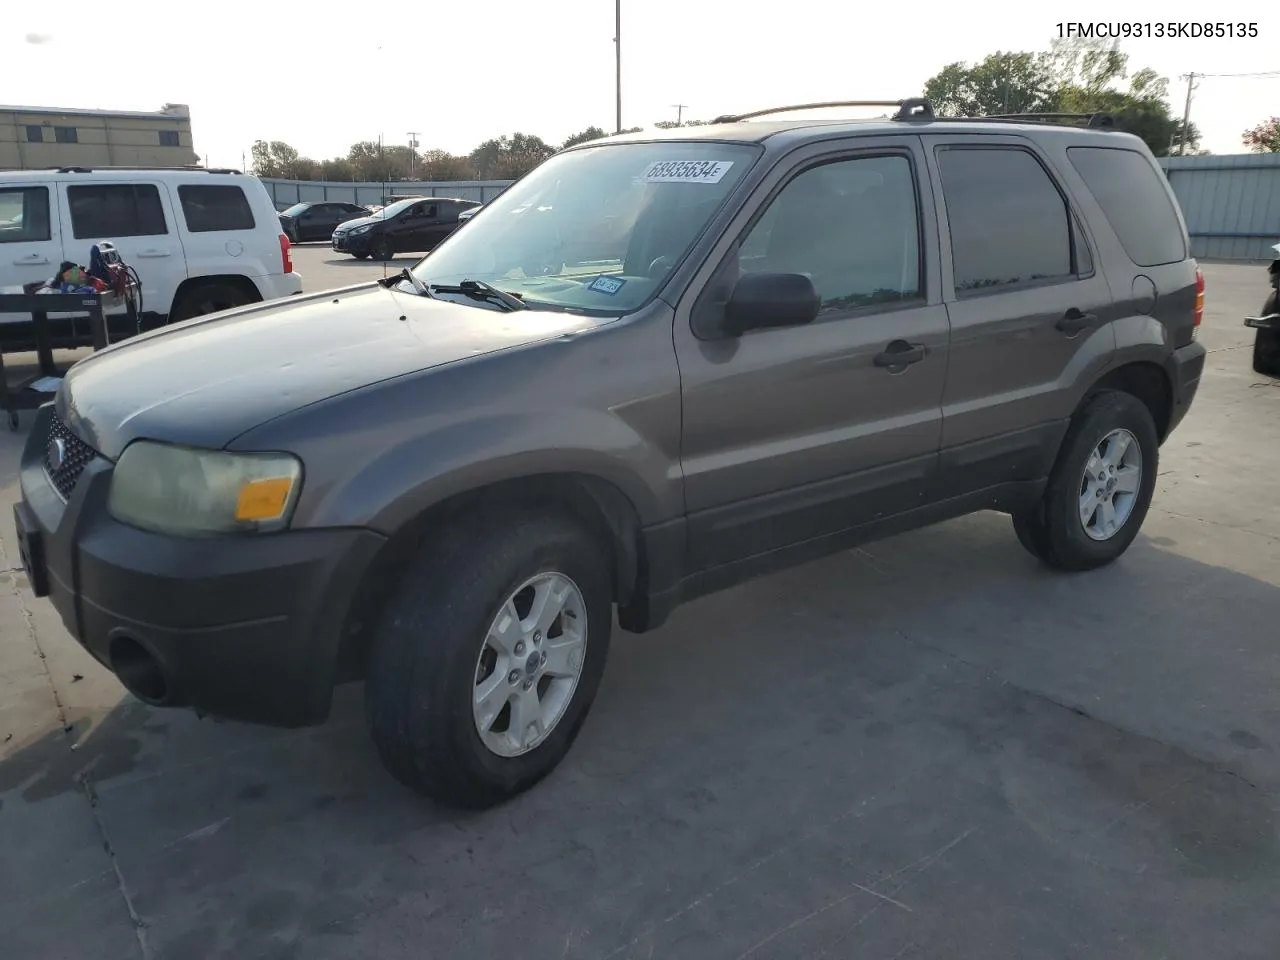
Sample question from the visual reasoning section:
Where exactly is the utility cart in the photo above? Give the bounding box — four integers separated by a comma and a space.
0, 284, 137, 430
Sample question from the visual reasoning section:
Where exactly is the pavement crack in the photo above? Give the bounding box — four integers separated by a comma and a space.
79, 775, 153, 960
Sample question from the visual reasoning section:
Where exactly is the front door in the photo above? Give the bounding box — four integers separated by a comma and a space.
0, 183, 63, 292
921, 135, 1117, 494
673, 138, 950, 572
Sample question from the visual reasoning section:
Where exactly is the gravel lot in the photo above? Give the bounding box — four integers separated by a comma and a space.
1, 256, 1278, 960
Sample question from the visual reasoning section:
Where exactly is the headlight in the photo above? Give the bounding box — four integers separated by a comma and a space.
107, 441, 303, 536
351, 224, 373, 235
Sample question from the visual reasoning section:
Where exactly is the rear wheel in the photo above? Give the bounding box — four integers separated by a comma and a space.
352, 252, 370, 261
1253, 291, 1280, 376
365, 509, 613, 809
169, 282, 256, 322
1011, 390, 1158, 572
375, 240, 394, 262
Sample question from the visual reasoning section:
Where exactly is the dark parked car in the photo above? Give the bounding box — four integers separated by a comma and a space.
278, 201, 370, 242
331, 196, 480, 260
15, 98, 1206, 811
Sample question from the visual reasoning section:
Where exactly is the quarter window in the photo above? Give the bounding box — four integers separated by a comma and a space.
937, 146, 1073, 295
738, 154, 922, 314
1067, 146, 1187, 267
0, 187, 52, 244
68, 184, 168, 238
178, 184, 256, 232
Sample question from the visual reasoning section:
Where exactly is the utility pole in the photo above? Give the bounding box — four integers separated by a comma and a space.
671, 104, 688, 125
407, 131, 420, 180
1179, 72, 1197, 155
614, 0, 622, 133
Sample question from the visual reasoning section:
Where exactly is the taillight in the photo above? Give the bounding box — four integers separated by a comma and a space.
279, 233, 293, 274
1194, 268, 1205, 329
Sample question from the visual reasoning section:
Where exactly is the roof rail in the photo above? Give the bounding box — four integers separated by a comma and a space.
51, 165, 242, 174
712, 98, 935, 124
982, 112, 1116, 129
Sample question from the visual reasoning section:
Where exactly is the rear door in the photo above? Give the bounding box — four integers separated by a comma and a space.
60, 179, 187, 318
922, 134, 1116, 495
174, 181, 279, 301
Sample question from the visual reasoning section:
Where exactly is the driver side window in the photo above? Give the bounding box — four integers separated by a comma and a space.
739, 154, 922, 315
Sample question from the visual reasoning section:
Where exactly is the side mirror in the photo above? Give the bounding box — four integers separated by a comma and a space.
720, 272, 820, 337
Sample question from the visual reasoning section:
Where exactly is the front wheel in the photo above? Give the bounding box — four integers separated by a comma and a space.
374, 240, 394, 262
1011, 390, 1159, 572
365, 510, 613, 809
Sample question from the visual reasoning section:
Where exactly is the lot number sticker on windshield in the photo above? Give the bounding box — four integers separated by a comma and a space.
588, 275, 627, 296
641, 160, 735, 184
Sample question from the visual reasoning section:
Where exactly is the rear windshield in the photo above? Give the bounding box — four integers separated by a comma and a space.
280, 203, 308, 217
1066, 146, 1187, 267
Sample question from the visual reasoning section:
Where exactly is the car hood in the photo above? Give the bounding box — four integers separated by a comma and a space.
57, 282, 600, 460
335, 215, 382, 232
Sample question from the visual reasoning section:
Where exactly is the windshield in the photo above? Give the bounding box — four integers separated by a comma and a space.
380, 197, 423, 219
281, 203, 308, 217
409, 141, 760, 313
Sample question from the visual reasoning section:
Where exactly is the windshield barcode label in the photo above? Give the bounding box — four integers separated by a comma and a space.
641, 160, 734, 184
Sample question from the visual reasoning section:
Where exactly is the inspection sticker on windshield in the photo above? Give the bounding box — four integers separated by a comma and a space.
641, 160, 734, 184
588, 275, 627, 296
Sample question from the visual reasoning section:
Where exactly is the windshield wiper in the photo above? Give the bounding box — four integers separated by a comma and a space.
430, 279, 528, 312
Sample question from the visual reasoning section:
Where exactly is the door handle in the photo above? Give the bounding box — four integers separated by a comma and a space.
13, 254, 49, 265
1056, 308, 1096, 334
874, 340, 928, 368
136, 249, 171, 258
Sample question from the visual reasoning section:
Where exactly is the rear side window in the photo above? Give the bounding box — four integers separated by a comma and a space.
936, 146, 1073, 294
68, 184, 167, 239
0, 186, 52, 243
178, 184, 256, 233
1067, 146, 1187, 267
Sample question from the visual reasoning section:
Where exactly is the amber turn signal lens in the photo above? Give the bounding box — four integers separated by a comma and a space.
234, 477, 295, 522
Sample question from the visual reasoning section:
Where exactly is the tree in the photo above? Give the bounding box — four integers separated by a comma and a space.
417, 148, 474, 180
922, 42, 1196, 156
469, 133, 556, 179
250, 140, 318, 179
562, 126, 609, 149
1243, 118, 1280, 153
319, 157, 356, 181
924, 52, 1058, 117
653, 119, 710, 129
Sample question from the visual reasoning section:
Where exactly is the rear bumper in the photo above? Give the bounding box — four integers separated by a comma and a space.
16, 405, 385, 727
1164, 340, 1207, 437
257, 272, 304, 301
1244, 314, 1280, 331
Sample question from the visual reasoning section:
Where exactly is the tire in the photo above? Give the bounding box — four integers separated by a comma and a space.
365, 509, 613, 809
1010, 389, 1159, 572
374, 240, 394, 262
352, 252, 370, 261
169, 282, 254, 322
1255, 330, 1280, 377
1253, 294, 1280, 377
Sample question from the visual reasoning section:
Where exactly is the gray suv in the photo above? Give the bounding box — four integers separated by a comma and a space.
13, 99, 1207, 809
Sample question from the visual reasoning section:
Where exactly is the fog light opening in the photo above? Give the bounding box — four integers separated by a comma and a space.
110, 635, 170, 705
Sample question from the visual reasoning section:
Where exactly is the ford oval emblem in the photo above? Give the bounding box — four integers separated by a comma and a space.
47, 437, 67, 471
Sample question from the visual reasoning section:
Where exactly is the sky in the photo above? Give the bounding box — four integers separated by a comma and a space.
4, 1, 1278, 169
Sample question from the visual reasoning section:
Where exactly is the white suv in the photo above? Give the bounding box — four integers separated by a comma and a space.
0, 166, 302, 334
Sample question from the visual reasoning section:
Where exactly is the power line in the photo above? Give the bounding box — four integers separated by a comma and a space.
1192, 69, 1280, 78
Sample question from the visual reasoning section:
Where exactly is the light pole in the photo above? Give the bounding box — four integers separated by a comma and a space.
614, 0, 622, 133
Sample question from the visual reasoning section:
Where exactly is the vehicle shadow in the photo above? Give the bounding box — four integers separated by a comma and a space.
2, 511, 1279, 958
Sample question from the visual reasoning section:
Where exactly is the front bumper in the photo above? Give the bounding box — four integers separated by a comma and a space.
15, 405, 385, 727
1163, 340, 1207, 438
332, 232, 374, 254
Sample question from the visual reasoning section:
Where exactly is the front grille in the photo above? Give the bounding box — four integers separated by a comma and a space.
43, 414, 98, 501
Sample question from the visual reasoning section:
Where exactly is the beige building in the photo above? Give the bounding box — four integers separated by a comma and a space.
0, 103, 199, 170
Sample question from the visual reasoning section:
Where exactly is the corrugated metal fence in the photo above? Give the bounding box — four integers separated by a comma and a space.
262, 154, 1280, 262
1156, 154, 1278, 261
261, 178, 514, 209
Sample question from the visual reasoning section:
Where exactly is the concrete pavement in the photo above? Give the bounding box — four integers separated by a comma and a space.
1, 258, 1278, 959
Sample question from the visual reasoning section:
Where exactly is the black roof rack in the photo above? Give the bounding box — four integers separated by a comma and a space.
712, 98, 935, 124
710, 98, 1118, 131
982, 112, 1115, 128
51, 165, 242, 174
